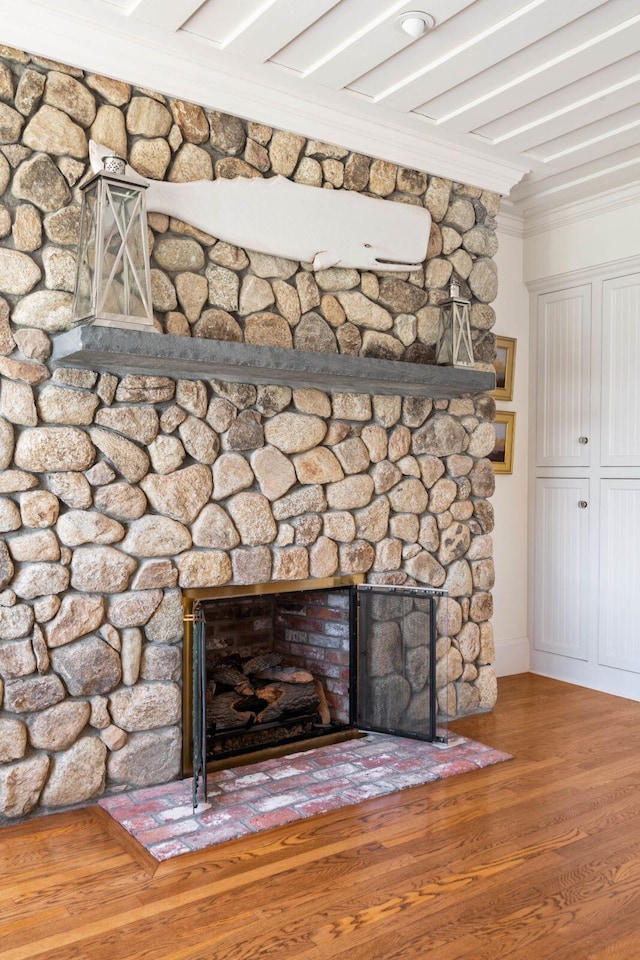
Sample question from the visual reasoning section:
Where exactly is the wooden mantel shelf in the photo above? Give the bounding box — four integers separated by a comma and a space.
52, 327, 495, 398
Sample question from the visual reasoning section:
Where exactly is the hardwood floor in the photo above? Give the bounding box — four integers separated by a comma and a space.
2, 673, 640, 960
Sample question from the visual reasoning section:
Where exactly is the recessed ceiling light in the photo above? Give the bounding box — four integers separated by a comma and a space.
396, 11, 435, 39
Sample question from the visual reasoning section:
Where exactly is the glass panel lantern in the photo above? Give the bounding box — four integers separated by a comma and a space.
436, 280, 474, 367
72, 156, 157, 332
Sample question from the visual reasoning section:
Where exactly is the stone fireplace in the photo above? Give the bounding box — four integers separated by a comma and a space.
0, 45, 499, 823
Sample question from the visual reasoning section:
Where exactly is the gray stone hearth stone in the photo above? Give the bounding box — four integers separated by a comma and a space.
40, 737, 107, 808
52, 328, 495, 398
27, 700, 91, 751
51, 635, 122, 696
107, 727, 181, 787
0, 753, 50, 818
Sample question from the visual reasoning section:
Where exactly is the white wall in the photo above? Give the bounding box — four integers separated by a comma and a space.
523, 193, 640, 283
491, 220, 530, 676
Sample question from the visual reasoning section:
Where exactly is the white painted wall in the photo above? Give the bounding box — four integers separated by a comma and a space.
523, 192, 640, 284
491, 219, 530, 676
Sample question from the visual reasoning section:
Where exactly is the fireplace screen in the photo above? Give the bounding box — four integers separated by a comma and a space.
187, 580, 446, 805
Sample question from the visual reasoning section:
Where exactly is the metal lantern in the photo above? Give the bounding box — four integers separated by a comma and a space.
436, 279, 474, 367
72, 156, 157, 332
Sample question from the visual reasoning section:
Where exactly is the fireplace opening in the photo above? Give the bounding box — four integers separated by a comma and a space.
183, 577, 447, 803
201, 585, 353, 761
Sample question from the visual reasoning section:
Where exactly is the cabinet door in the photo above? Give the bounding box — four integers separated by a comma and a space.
601, 273, 640, 466
536, 286, 591, 467
533, 478, 589, 661
599, 480, 640, 674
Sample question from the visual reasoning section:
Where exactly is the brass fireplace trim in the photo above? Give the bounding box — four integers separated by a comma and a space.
181, 574, 365, 776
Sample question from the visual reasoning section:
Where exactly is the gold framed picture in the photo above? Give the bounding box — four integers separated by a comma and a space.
492, 336, 517, 401
490, 411, 516, 475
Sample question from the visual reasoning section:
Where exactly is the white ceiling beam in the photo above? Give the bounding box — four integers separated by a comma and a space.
128, 0, 207, 33
376, 0, 610, 114
416, 0, 636, 130
477, 51, 640, 146
219, 0, 342, 62
2, 0, 531, 195
506, 79, 640, 154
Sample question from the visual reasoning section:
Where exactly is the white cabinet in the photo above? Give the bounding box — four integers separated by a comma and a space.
536, 285, 591, 467
533, 478, 590, 661
598, 480, 640, 675
601, 274, 640, 466
531, 269, 640, 699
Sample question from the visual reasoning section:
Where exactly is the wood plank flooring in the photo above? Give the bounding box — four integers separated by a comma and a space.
1, 674, 640, 960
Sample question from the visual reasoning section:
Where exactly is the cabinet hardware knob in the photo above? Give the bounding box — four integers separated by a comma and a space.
578, 436, 589, 444
578, 500, 588, 508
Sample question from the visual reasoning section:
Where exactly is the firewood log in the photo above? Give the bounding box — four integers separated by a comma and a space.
211, 664, 254, 696
242, 652, 283, 676
255, 666, 315, 684
255, 681, 320, 724
206, 691, 255, 730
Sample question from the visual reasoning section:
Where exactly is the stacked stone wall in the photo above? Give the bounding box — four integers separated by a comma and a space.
0, 45, 499, 821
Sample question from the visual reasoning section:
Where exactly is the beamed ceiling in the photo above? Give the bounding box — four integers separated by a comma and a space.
2, 0, 639, 219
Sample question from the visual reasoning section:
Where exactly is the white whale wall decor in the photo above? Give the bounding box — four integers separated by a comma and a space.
89, 141, 431, 273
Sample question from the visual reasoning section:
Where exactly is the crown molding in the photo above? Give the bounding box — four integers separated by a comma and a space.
2, 0, 531, 196
496, 207, 524, 239
522, 182, 640, 239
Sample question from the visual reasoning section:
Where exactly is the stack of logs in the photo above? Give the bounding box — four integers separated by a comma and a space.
206, 652, 331, 732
